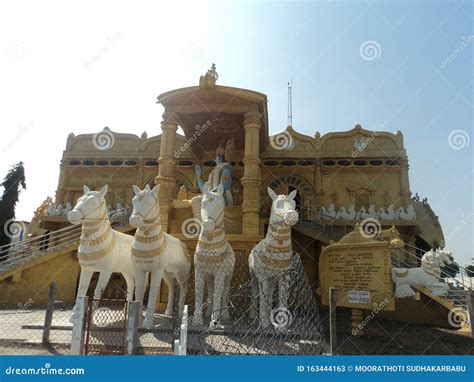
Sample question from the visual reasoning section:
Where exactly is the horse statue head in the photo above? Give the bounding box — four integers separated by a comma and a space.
435, 249, 453, 267
201, 183, 225, 232
421, 248, 453, 278
68, 185, 108, 224
267, 187, 299, 227
129, 184, 160, 228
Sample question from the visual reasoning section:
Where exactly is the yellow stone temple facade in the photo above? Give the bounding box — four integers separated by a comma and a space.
0, 68, 445, 308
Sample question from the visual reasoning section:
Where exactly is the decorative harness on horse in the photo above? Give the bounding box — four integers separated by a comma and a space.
131, 191, 168, 259
195, 208, 230, 265
258, 204, 293, 269
77, 195, 117, 261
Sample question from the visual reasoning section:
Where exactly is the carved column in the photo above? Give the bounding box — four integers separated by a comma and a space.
155, 111, 178, 231
241, 106, 262, 235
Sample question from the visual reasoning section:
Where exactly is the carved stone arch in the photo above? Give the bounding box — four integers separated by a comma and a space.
144, 172, 193, 199
262, 174, 314, 216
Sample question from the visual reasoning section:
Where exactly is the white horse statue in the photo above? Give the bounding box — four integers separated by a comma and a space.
68, 185, 135, 319
192, 183, 235, 328
129, 184, 191, 328
391, 249, 453, 297
320, 204, 336, 219
379, 205, 396, 220
397, 204, 416, 220
340, 205, 356, 220
249, 187, 299, 328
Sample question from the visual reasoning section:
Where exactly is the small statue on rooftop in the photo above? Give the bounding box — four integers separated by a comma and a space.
199, 63, 218, 88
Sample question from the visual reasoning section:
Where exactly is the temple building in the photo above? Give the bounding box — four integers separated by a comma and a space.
0, 66, 444, 308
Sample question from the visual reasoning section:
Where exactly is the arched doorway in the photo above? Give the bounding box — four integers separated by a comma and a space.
263, 174, 314, 220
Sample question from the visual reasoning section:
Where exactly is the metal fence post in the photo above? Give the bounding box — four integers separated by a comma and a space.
70, 297, 88, 355
329, 287, 337, 355
125, 301, 140, 355
467, 291, 474, 338
42, 281, 57, 345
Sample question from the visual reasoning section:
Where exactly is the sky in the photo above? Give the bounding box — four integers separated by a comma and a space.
0, 0, 472, 265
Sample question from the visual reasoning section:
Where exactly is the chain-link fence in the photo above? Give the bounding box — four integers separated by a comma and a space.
84, 297, 128, 355
1, 258, 472, 355
0, 282, 73, 355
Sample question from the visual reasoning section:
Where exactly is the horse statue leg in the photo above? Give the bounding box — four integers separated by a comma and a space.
122, 273, 135, 302
248, 271, 258, 320
177, 273, 189, 319
259, 278, 272, 328
143, 269, 164, 329
192, 270, 205, 326
221, 273, 232, 321
163, 273, 174, 316
93, 271, 112, 300
210, 272, 225, 328
134, 269, 147, 323
70, 268, 94, 322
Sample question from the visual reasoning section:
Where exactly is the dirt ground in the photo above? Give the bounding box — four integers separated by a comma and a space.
0, 308, 472, 355
334, 317, 474, 355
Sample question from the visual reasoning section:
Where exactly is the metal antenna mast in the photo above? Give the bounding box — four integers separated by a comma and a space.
287, 80, 293, 126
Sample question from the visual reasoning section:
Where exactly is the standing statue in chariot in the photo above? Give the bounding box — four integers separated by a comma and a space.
194, 138, 234, 206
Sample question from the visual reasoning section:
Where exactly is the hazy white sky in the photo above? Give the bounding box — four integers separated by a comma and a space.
1, 0, 472, 265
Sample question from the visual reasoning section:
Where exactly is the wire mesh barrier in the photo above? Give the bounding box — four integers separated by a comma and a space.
186, 254, 329, 355
0, 284, 74, 355
84, 297, 128, 355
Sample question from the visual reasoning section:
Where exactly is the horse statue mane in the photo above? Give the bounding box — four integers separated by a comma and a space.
392, 248, 453, 298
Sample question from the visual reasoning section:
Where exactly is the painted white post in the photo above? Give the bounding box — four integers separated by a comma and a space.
180, 323, 187, 355
183, 304, 188, 322
174, 339, 181, 355
125, 301, 140, 355
70, 297, 88, 355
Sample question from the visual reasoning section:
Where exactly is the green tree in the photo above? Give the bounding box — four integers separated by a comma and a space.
0, 162, 26, 256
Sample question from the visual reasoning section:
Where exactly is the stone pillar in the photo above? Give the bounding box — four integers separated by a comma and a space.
241, 106, 262, 235
155, 111, 178, 231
